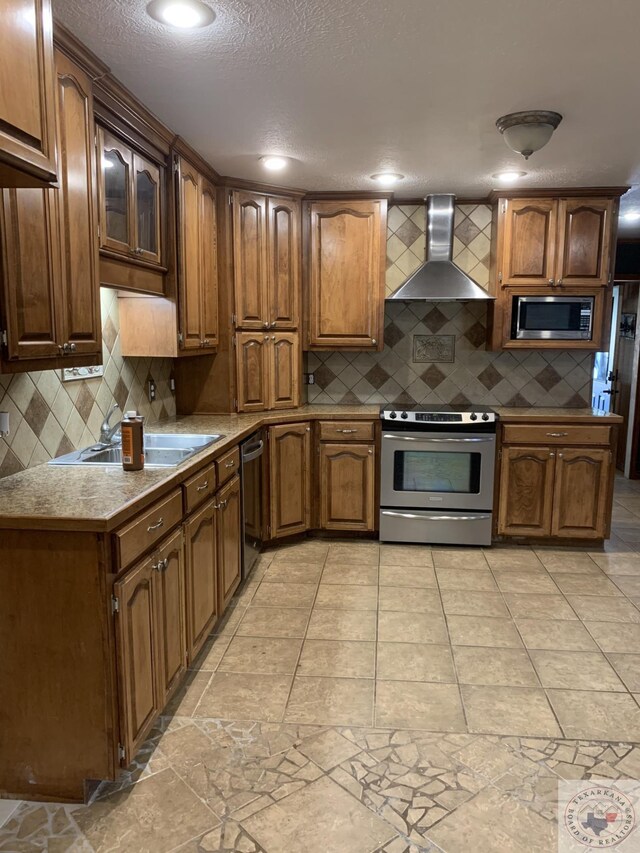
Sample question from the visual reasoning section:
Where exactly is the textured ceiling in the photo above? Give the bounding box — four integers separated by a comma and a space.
55, 0, 640, 234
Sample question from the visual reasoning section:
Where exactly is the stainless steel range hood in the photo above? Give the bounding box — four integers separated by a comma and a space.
386, 194, 494, 302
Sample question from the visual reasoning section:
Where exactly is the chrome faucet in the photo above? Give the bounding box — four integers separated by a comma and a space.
99, 404, 121, 446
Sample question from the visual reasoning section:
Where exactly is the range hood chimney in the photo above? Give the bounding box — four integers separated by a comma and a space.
386, 194, 494, 302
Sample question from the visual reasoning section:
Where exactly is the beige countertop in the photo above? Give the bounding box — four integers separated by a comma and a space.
0, 404, 622, 532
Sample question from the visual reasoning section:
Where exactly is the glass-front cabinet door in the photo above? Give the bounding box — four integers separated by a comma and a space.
97, 127, 163, 267
133, 154, 161, 264
98, 127, 132, 256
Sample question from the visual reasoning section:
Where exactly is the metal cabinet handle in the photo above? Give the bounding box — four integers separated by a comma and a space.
558, 452, 563, 458
548, 278, 555, 285
337, 428, 357, 434
225, 460, 235, 468
263, 322, 269, 329
218, 499, 228, 510
557, 279, 563, 285
546, 432, 568, 437
196, 481, 209, 492
68, 342, 77, 352
371, 339, 377, 345
550, 452, 555, 458
147, 517, 164, 532
306, 427, 311, 432
133, 247, 143, 255
153, 557, 168, 572
368, 449, 373, 455
264, 336, 269, 341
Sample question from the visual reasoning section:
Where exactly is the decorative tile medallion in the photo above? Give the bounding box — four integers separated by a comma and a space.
412, 335, 455, 364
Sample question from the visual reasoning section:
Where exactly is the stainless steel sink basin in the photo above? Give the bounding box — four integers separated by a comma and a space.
48, 433, 224, 468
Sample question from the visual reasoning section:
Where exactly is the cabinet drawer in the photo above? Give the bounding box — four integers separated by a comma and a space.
502, 424, 611, 446
318, 421, 375, 441
216, 446, 240, 485
114, 489, 183, 569
183, 464, 217, 514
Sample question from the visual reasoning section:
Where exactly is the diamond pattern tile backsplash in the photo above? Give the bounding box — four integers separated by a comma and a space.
0, 289, 175, 479
306, 204, 594, 408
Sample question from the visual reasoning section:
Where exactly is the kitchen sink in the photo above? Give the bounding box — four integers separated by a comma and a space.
48, 433, 225, 468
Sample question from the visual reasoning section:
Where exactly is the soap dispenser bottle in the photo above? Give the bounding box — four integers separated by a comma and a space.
121, 411, 144, 471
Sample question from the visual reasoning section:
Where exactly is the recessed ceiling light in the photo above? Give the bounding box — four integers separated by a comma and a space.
371, 173, 404, 187
622, 211, 640, 222
493, 170, 527, 183
261, 156, 288, 171
146, 0, 215, 29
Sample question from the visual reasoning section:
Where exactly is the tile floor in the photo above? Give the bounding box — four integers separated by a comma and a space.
2, 476, 640, 852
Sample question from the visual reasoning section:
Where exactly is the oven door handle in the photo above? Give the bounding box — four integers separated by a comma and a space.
381, 511, 492, 521
382, 434, 493, 443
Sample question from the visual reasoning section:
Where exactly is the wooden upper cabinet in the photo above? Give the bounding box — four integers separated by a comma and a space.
551, 447, 610, 538
97, 127, 164, 269
319, 442, 375, 531
236, 332, 269, 412
0, 188, 61, 361
267, 197, 300, 329
270, 333, 300, 409
497, 445, 555, 537
217, 474, 242, 611
500, 199, 557, 286
555, 198, 613, 286
176, 159, 201, 350
233, 191, 269, 328
306, 199, 386, 349
0, 0, 58, 186
54, 49, 101, 356
268, 422, 311, 538
200, 179, 219, 346
0, 48, 101, 369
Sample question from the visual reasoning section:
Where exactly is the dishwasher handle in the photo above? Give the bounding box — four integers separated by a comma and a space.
242, 439, 264, 463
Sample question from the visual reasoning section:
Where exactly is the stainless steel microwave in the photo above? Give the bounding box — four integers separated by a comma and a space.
511, 295, 595, 341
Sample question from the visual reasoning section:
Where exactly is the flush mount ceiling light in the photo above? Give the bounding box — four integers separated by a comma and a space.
496, 111, 562, 160
260, 156, 288, 171
371, 173, 404, 187
146, 0, 215, 29
492, 170, 527, 183
622, 211, 640, 222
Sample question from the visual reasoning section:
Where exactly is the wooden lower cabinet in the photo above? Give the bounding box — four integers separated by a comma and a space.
217, 474, 242, 611
268, 422, 311, 538
114, 527, 186, 764
551, 448, 611, 538
498, 442, 612, 540
184, 498, 218, 663
319, 442, 375, 531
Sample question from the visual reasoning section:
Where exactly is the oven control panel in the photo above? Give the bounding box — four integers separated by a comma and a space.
381, 408, 497, 425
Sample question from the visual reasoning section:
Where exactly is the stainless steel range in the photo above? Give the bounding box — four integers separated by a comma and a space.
380, 404, 498, 547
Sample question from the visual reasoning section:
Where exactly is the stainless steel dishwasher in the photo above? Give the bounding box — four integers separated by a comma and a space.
241, 431, 265, 579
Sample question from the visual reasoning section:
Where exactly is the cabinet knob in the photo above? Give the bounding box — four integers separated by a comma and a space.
264, 336, 269, 341
549, 452, 555, 458
558, 452, 563, 458
368, 449, 373, 455
557, 279, 563, 285
153, 557, 168, 572
548, 278, 555, 285
371, 339, 377, 345
271, 335, 276, 340
306, 427, 311, 432
263, 322, 269, 329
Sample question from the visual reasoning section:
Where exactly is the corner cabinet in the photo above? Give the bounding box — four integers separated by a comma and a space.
0, 0, 58, 186
0, 47, 101, 373
489, 192, 620, 351
268, 422, 312, 538
497, 422, 616, 541
305, 198, 387, 350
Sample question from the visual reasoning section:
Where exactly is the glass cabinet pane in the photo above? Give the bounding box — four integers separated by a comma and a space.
103, 148, 129, 245
135, 164, 158, 256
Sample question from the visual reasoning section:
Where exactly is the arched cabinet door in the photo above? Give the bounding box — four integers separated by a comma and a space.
236, 332, 269, 412
267, 196, 300, 329
270, 333, 300, 409
497, 446, 555, 536
133, 154, 162, 265
98, 127, 132, 256
500, 199, 557, 286
551, 448, 610, 538
307, 199, 386, 349
176, 159, 202, 350
233, 191, 269, 328
268, 422, 311, 538
319, 442, 375, 531
555, 199, 614, 286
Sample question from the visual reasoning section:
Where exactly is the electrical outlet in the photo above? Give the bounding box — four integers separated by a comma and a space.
147, 379, 156, 402
305, 373, 316, 385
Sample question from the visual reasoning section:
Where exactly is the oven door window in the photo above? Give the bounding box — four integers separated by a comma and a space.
393, 450, 481, 494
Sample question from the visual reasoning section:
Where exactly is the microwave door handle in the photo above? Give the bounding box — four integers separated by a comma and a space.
382, 434, 493, 443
